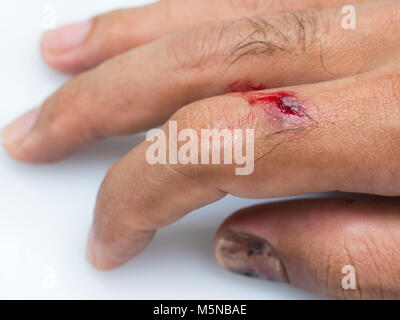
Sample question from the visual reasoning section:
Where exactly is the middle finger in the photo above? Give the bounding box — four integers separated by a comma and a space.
3, 1, 395, 163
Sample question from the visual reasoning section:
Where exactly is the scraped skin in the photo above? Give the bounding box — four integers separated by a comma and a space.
4, 0, 400, 300
228, 91, 317, 132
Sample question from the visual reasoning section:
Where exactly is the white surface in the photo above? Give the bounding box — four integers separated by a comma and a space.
0, 0, 320, 299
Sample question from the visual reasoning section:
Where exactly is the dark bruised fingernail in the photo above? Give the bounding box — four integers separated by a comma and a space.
216, 231, 289, 282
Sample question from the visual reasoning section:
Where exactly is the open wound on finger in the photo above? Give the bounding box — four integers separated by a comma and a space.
228, 91, 318, 133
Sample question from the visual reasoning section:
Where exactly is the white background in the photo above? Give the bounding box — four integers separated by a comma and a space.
0, 0, 320, 299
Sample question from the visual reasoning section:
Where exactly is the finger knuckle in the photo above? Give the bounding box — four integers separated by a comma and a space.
228, 0, 274, 16
311, 222, 400, 299
365, 72, 400, 192
304, 240, 356, 299
174, 99, 224, 130
42, 75, 98, 137
229, 10, 329, 66
279, 10, 327, 53
163, 22, 232, 72
165, 97, 251, 180
164, 8, 328, 73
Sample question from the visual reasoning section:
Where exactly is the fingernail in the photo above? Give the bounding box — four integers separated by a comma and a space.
42, 20, 92, 53
1, 107, 41, 146
86, 225, 120, 271
216, 231, 289, 282
86, 225, 97, 267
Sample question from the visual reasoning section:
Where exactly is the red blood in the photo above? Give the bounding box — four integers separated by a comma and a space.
237, 91, 307, 117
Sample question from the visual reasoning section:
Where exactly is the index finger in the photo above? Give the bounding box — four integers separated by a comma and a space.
87, 67, 393, 269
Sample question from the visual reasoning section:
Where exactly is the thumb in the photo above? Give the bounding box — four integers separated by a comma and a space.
215, 198, 400, 299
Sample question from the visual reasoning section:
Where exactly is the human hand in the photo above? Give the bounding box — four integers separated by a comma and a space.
2, 0, 400, 299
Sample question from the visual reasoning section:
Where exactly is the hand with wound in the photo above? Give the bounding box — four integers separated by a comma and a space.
3, 0, 400, 299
